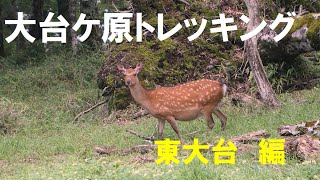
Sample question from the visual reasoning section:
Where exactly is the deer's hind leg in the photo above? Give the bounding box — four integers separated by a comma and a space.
202, 106, 215, 132
203, 111, 215, 131
213, 108, 227, 131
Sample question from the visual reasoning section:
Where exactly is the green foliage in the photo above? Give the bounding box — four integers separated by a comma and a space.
14, 42, 46, 65
264, 53, 320, 93
266, 63, 294, 93
0, 45, 105, 117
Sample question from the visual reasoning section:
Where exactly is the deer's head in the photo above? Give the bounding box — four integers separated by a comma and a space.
117, 63, 143, 87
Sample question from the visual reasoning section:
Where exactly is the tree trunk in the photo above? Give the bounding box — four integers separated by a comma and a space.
80, 0, 99, 49
244, 0, 281, 107
12, 0, 26, 62
57, 0, 71, 42
30, 0, 44, 40
69, 0, 78, 54
0, 3, 5, 57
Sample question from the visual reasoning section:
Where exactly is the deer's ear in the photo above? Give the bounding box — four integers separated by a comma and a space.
117, 64, 126, 74
134, 63, 143, 74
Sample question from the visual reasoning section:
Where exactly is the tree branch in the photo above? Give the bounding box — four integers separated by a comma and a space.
74, 100, 108, 122
177, 0, 190, 6
126, 129, 155, 143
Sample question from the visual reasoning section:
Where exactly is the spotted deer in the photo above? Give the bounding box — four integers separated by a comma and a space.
117, 63, 227, 141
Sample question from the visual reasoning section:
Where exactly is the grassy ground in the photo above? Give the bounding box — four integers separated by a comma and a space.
0, 53, 320, 179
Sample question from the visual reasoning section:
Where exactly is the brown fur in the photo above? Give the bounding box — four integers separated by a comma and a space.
117, 63, 227, 141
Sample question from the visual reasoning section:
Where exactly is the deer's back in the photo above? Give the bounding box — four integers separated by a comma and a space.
146, 79, 224, 120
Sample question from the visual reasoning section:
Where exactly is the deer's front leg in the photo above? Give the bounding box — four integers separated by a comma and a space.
157, 119, 165, 140
166, 116, 183, 142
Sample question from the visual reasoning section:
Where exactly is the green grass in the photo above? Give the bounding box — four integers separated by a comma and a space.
0, 52, 320, 179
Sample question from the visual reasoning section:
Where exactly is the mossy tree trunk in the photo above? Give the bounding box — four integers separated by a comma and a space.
244, 0, 281, 107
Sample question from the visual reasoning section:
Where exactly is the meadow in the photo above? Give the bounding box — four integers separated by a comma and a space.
0, 52, 320, 179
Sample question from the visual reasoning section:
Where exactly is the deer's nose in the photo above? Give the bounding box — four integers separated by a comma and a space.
126, 80, 131, 86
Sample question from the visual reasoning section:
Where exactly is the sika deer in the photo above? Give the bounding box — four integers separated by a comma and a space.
117, 63, 227, 141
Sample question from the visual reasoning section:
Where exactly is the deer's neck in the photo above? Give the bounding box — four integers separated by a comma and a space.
129, 80, 150, 110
